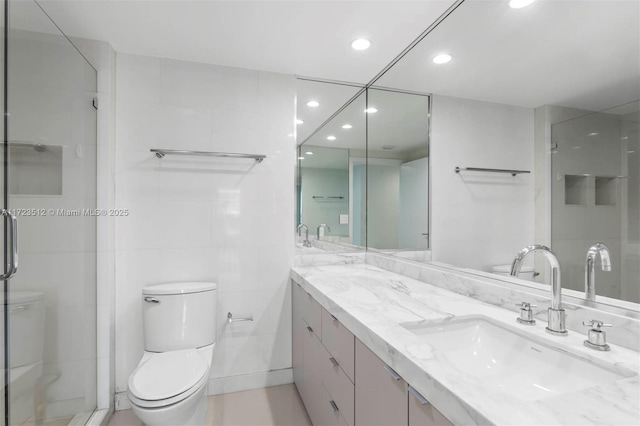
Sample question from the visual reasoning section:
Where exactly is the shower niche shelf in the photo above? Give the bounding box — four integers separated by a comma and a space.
595, 177, 617, 206
564, 175, 588, 206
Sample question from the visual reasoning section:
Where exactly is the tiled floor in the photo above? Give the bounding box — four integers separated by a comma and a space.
107, 384, 312, 426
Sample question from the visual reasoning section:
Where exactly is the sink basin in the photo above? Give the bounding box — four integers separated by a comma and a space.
402, 316, 633, 401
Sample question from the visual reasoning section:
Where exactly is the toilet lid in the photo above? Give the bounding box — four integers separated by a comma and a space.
128, 349, 208, 401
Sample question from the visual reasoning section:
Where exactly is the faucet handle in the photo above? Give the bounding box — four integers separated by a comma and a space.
583, 319, 612, 351
516, 302, 536, 326
583, 319, 612, 330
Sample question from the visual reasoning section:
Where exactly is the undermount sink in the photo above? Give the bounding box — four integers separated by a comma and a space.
402, 316, 634, 401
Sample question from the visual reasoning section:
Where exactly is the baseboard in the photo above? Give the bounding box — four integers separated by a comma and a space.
114, 368, 293, 411
207, 368, 293, 396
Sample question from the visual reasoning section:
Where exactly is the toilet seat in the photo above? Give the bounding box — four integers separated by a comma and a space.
128, 349, 209, 408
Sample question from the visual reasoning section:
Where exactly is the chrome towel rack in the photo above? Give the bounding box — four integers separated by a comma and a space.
455, 166, 530, 176
151, 149, 266, 163
312, 196, 345, 200
227, 312, 254, 324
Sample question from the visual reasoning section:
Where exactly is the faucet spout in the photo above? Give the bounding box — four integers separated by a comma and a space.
585, 243, 611, 302
510, 244, 567, 336
296, 224, 311, 247
317, 224, 330, 239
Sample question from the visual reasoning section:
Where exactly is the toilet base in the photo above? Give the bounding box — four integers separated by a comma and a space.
129, 383, 207, 426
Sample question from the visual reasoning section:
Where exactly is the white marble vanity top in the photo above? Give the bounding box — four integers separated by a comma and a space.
290, 262, 640, 425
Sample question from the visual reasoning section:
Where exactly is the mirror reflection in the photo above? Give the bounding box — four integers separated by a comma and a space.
366, 89, 430, 254
297, 89, 366, 251
373, 0, 639, 306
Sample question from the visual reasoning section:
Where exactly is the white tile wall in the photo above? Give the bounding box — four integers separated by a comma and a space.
114, 53, 295, 398
430, 95, 535, 271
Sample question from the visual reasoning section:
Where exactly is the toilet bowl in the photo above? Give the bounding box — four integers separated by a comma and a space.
5, 291, 46, 425
492, 264, 536, 280
127, 282, 217, 426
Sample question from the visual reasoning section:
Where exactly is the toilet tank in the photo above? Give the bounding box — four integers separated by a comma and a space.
142, 282, 217, 352
7, 291, 45, 368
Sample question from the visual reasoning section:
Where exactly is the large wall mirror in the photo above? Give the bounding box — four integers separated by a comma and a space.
372, 0, 639, 308
296, 0, 639, 310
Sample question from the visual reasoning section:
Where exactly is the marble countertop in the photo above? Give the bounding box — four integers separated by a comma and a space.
290, 263, 640, 425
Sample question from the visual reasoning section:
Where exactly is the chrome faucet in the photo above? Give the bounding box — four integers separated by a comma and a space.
510, 245, 567, 336
296, 224, 311, 247
317, 224, 330, 239
585, 243, 611, 302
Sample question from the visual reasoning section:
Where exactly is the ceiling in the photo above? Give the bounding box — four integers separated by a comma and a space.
36, 0, 456, 84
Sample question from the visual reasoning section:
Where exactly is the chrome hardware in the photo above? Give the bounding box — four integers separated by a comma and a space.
144, 297, 160, 303
1, 209, 19, 280
330, 314, 338, 321
384, 365, 402, 381
585, 243, 611, 302
511, 245, 567, 336
317, 223, 330, 239
454, 166, 530, 176
516, 302, 537, 326
583, 319, 612, 351
227, 312, 254, 324
296, 224, 311, 247
408, 385, 429, 405
150, 148, 266, 163
329, 357, 339, 367
306, 326, 313, 333
329, 400, 339, 412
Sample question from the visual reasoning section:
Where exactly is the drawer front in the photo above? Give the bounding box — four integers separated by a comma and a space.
355, 338, 408, 426
408, 386, 453, 426
321, 308, 355, 383
320, 384, 349, 426
320, 341, 355, 425
302, 286, 322, 338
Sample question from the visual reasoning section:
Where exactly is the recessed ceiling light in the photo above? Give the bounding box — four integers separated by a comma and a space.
628, 150, 636, 154
305, 151, 314, 155
296, 119, 304, 125
351, 38, 371, 51
432, 53, 452, 64
509, 0, 535, 9
588, 132, 599, 136
298, 156, 305, 160
364, 107, 378, 114
306, 100, 320, 107
327, 136, 336, 141
342, 124, 353, 129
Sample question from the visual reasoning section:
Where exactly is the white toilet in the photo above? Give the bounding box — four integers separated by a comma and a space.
127, 282, 218, 426
491, 264, 536, 280
7, 291, 46, 424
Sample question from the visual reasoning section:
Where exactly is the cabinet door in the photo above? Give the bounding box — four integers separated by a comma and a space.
303, 320, 325, 425
355, 339, 408, 426
292, 282, 304, 388
408, 386, 453, 426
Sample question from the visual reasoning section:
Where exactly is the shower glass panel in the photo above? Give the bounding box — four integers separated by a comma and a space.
2, 0, 98, 424
551, 101, 640, 304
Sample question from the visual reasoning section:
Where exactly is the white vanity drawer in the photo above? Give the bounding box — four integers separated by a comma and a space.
320, 340, 355, 425
321, 308, 355, 383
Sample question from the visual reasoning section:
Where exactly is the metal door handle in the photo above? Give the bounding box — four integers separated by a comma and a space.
384, 365, 402, 380
408, 385, 429, 405
1, 209, 18, 280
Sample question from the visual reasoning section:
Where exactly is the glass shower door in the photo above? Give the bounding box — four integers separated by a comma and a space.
2, 0, 98, 424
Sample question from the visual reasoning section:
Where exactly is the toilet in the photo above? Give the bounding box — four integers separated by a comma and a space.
127, 282, 217, 426
7, 291, 46, 424
491, 264, 536, 280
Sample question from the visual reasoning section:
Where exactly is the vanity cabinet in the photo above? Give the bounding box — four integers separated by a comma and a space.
293, 281, 451, 426
293, 282, 355, 425
355, 338, 408, 426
